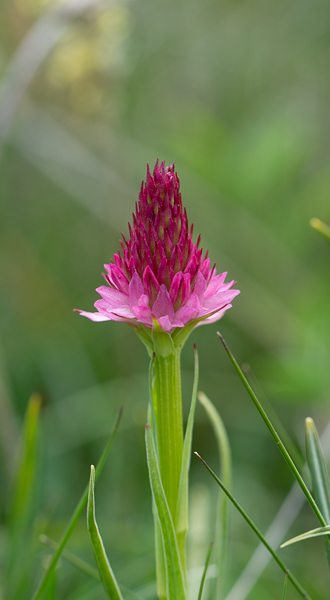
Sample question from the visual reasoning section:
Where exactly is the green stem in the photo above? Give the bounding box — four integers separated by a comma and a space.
153, 349, 183, 524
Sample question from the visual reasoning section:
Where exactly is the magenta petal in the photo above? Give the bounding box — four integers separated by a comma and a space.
152, 284, 174, 320
76, 310, 110, 322
94, 299, 135, 320
157, 315, 173, 332
197, 305, 232, 327
204, 272, 228, 298
169, 272, 182, 305
96, 286, 130, 308
132, 304, 153, 325
203, 289, 240, 311
174, 295, 201, 325
105, 264, 129, 294
193, 271, 207, 299
129, 272, 144, 308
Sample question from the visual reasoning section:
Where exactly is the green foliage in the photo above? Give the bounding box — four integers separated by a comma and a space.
145, 425, 186, 600
198, 391, 231, 599
87, 465, 124, 600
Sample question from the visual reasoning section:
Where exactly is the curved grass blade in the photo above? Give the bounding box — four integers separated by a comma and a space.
40, 535, 100, 580
310, 218, 330, 243
31, 405, 123, 600
305, 417, 330, 569
281, 571, 289, 600
6, 394, 42, 595
145, 424, 186, 600
176, 344, 199, 574
194, 452, 312, 600
198, 391, 231, 600
87, 466, 124, 600
217, 332, 326, 528
197, 542, 213, 600
281, 525, 330, 548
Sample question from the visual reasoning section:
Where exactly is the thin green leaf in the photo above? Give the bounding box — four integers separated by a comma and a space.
11, 393, 41, 525
281, 525, 330, 548
176, 345, 199, 546
305, 417, 330, 570
145, 424, 186, 600
31, 405, 123, 600
282, 571, 289, 600
198, 391, 231, 600
310, 218, 330, 243
87, 465, 124, 600
305, 418, 330, 521
217, 332, 326, 528
197, 542, 213, 600
195, 452, 312, 600
40, 535, 100, 580
6, 395, 42, 595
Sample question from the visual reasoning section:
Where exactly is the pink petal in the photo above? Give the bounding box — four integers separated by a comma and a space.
96, 286, 130, 308
203, 289, 240, 311
157, 315, 173, 332
94, 299, 135, 320
132, 304, 153, 325
174, 294, 201, 325
75, 309, 110, 322
204, 272, 228, 298
105, 264, 129, 294
193, 271, 207, 299
197, 305, 232, 327
152, 284, 174, 321
128, 272, 144, 308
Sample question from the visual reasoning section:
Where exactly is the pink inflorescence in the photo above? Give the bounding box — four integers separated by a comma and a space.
77, 160, 240, 333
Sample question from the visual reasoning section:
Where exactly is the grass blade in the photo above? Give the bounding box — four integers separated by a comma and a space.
198, 391, 231, 600
195, 452, 312, 600
217, 332, 327, 528
281, 525, 330, 548
145, 424, 186, 600
31, 405, 123, 600
176, 344, 199, 573
310, 218, 330, 243
305, 417, 330, 569
197, 542, 213, 600
40, 535, 100, 580
6, 394, 42, 595
87, 465, 124, 600
281, 571, 289, 600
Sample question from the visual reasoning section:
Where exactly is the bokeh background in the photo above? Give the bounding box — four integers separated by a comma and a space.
1, 0, 330, 598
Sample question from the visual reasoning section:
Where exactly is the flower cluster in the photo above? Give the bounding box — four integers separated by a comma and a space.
77, 160, 239, 333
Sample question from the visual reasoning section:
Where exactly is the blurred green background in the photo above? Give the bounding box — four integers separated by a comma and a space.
1, 0, 330, 598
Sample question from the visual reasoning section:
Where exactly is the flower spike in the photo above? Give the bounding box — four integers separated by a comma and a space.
76, 161, 240, 333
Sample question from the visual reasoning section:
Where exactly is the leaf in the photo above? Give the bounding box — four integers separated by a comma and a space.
198, 391, 231, 599
40, 535, 100, 580
11, 393, 42, 525
87, 465, 124, 600
305, 417, 330, 569
305, 418, 330, 522
6, 394, 42, 595
310, 218, 330, 243
197, 542, 213, 600
281, 571, 289, 600
145, 424, 186, 600
31, 405, 123, 600
217, 332, 326, 528
194, 452, 312, 600
176, 345, 199, 538
281, 525, 330, 547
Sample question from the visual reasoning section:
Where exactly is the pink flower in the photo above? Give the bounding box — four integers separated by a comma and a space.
76, 160, 240, 334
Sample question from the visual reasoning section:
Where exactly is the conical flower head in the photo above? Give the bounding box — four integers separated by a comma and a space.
77, 160, 240, 333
